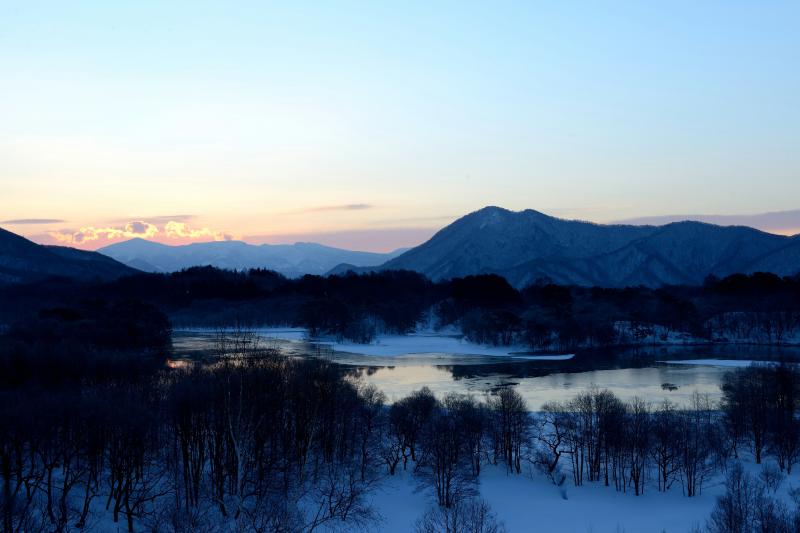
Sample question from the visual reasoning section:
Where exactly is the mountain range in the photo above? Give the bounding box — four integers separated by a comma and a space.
97, 238, 406, 277
3, 207, 800, 287
329, 206, 800, 287
0, 227, 136, 284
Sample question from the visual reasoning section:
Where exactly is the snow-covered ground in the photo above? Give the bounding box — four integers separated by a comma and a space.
313, 333, 532, 357
175, 324, 800, 363
171, 328, 800, 410
175, 327, 569, 359
368, 458, 798, 533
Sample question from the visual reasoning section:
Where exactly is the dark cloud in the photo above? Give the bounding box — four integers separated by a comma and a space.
126, 221, 153, 234
2, 218, 66, 224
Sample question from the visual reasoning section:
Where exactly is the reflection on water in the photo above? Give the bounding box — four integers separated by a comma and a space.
351, 365, 729, 410
171, 331, 800, 410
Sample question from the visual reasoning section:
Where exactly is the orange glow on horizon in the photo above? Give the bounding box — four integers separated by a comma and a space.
46, 220, 234, 248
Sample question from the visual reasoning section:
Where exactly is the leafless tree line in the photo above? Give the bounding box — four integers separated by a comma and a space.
3, 338, 800, 532
1, 340, 383, 532
535, 390, 720, 497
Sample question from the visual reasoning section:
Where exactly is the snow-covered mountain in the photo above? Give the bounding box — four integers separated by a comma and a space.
330, 206, 800, 287
0, 227, 137, 284
98, 238, 406, 277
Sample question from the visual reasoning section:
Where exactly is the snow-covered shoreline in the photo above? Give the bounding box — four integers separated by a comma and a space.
173, 327, 800, 368
173, 325, 800, 359
173, 327, 574, 359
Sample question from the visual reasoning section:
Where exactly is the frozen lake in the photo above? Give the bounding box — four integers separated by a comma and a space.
171, 328, 800, 409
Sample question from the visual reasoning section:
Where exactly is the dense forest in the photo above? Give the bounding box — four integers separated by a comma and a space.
2, 317, 800, 532
2, 268, 800, 350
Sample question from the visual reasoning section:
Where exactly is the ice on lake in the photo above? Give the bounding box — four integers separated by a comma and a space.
172, 328, 800, 410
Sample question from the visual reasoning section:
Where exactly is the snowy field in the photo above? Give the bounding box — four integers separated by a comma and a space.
37, 454, 797, 533
367, 458, 798, 533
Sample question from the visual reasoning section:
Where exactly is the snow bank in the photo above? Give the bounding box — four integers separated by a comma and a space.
514, 354, 574, 361
311, 333, 541, 358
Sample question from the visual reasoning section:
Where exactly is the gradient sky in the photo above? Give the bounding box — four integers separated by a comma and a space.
2, 1, 799, 251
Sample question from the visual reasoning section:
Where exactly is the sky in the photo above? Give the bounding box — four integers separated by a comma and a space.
2, 1, 799, 251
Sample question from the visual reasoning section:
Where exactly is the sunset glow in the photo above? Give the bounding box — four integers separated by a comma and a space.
45, 220, 231, 247
3, 4, 800, 532
2, 1, 799, 251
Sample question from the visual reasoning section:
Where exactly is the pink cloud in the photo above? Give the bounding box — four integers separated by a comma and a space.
45, 220, 233, 248
48, 220, 158, 244
164, 221, 232, 241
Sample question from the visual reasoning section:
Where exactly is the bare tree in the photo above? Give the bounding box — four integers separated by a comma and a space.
626, 397, 650, 496
415, 498, 506, 533
487, 388, 528, 474
534, 402, 569, 487
678, 393, 716, 497
650, 400, 680, 492
418, 405, 477, 508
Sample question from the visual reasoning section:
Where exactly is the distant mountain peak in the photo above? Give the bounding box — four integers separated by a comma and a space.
472, 205, 512, 215
98, 238, 405, 276
362, 206, 800, 288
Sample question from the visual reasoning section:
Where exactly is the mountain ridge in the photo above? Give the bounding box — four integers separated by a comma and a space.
98, 238, 407, 277
328, 207, 800, 287
6, 207, 799, 288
